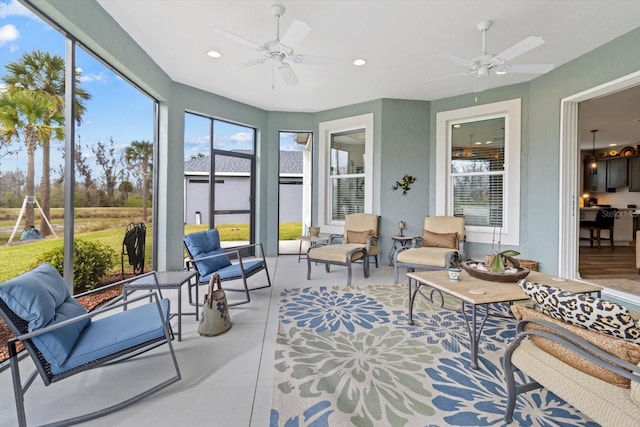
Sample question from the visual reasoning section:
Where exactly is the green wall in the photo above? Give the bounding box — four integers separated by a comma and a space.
34, 1, 640, 274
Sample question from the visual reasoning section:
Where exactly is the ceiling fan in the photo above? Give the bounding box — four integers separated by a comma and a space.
424, 20, 555, 93
213, 4, 339, 87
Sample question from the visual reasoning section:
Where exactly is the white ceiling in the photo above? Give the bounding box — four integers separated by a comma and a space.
97, 0, 640, 148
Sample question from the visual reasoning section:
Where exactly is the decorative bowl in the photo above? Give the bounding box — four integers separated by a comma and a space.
460, 261, 530, 283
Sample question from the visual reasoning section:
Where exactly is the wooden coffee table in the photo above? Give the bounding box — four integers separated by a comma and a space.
406, 270, 602, 369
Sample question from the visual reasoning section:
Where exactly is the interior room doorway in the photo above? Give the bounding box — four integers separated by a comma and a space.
278, 132, 312, 255
558, 70, 640, 280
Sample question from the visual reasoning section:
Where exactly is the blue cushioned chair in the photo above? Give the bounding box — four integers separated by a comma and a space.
183, 229, 271, 307
0, 264, 181, 427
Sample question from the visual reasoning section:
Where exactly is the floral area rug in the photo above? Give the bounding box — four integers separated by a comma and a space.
270, 284, 598, 427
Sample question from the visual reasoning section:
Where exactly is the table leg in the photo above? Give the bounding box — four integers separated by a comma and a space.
177, 285, 182, 341
298, 240, 304, 263
460, 302, 489, 370
408, 278, 416, 325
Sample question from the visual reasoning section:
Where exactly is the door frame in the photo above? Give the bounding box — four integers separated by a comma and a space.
558, 70, 640, 279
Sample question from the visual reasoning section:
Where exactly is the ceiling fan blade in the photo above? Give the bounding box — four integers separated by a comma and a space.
228, 58, 267, 70
213, 28, 263, 51
493, 36, 545, 63
422, 71, 473, 84
473, 77, 489, 93
279, 64, 299, 85
440, 53, 475, 68
505, 63, 555, 74
289, 54, 342, 66
280, 20, 311, 49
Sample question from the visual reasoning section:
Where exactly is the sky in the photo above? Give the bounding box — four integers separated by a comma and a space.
0, 0, 302, 184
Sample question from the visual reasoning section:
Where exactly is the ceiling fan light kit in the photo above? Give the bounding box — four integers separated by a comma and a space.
424, 19, 555, 93
213, 4, 341, 87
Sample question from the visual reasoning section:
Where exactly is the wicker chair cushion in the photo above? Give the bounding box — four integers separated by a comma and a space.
0, 263, 91, 367
631, 374, 640, 405
53, 298, 170, 375
184, 229, 231, 276
205, 259, 265, 282
346, 229, 373, 244
512, 304, 640, 388
421, 230, 458, 249
518, 280, 640, 343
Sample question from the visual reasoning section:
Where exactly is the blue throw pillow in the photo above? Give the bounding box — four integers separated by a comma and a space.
0, 263, 91, 366
0, 263, 70, 330
184, 229, 231, 276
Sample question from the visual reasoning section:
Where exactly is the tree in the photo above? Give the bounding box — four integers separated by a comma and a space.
0, 89, 63, 227
2, 50, 90, 235
0, 170, 26, 207
74, 142, 94, 206
93, 137, 123, 204
118, 180, 134, 201
125, 140, 153, 221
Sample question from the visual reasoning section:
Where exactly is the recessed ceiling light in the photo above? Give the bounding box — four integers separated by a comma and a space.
452, 124, 461, 128
608, 143, 617, 146
207, 50, 222, 58
485, 141, 492, 144
474, 142, 482, 145
353, 58, 367, 66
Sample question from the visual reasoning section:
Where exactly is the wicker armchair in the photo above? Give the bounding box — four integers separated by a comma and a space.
393, 216, 465, 284
306, 213, 380, 285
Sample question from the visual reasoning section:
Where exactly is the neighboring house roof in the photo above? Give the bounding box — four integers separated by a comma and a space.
185, 150, 303, 175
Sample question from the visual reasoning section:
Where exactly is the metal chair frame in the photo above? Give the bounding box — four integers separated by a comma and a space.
0, 272, 181, 427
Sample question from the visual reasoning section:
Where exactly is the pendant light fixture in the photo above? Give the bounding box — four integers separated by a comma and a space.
587, 129, 598, 175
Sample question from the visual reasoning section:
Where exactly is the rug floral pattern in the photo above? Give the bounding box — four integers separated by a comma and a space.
271, 285, 598, 427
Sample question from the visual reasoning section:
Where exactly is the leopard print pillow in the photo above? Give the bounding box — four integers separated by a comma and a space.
518, 280, 640, 343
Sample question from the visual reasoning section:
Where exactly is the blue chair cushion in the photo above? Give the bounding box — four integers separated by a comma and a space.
51, 298, 170, 375
0, 263, 91, 368
184, 229, 231, 276
199, 259, 265, 283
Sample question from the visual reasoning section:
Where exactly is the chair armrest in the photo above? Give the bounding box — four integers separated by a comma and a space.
11, 292, 166, 342
507, 318, 640, 383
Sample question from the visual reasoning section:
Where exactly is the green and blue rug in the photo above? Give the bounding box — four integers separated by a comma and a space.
270, 284, 598, 426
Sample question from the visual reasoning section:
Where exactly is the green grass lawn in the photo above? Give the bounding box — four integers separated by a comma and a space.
0, 219, 301, 283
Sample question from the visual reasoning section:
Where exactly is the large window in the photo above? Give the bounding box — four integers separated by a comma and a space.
0, 3, 157, 287
451, 118, 505, 227
184, 114, 256, 245
330, 129, 365, 220
318, 114, 373, 233
436, 99, 521, 245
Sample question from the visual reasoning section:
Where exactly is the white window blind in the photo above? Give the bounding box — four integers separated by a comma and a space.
329, 130, 365, 221
451, 118, 505, 227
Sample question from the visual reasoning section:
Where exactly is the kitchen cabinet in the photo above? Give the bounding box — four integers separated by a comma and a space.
629, 156, 640, 192
607, 157, 628, 188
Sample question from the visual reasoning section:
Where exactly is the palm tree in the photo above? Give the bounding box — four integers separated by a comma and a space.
125, 140, 153, 221
0, 89, 63, 228
2, 50, 90, 235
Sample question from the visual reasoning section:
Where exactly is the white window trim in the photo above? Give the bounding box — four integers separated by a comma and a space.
318, 113, 374, 235
436, 99, 521, 245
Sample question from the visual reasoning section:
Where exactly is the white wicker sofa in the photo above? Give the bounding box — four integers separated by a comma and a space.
504, 280, 640, 426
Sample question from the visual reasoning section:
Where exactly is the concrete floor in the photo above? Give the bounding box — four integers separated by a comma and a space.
0, 253, 395, 427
